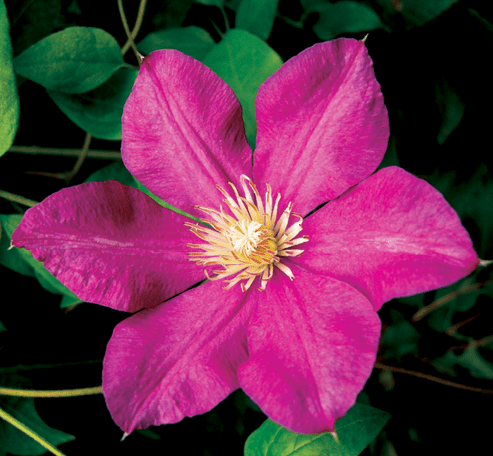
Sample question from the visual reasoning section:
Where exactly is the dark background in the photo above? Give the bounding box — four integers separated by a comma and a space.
1, 1, 493, 455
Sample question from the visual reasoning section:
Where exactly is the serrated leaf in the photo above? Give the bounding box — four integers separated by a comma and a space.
203, 29, 282, 149
48, 67, 138, 140
0, 396, 74, 455
374, 0, 456, 29
137, 26, 214, 61
244, 403, 390, 456
312, 1, 386, 40
236, 0, 279, 41
0, 0, 20, 157
14, 26, 123, 93
1, 214, 80, 302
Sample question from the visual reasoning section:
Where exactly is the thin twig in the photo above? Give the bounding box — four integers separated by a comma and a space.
8, 145, 121, 160
450, 334, 493, 351
411, 280, 493, 322
0, 189, 38, 207
445, 313, 482, 335
374, 362, 493, 394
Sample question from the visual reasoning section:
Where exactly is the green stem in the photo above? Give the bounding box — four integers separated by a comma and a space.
8, 145, 121, 160
0, 406, 67, 456
0, 189, 38, 207
0, 386, 102, 398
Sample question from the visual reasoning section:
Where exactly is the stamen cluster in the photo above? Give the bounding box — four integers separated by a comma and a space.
185, 175, 309, 291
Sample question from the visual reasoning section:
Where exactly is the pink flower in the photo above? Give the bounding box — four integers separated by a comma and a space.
12, 38, 479, 435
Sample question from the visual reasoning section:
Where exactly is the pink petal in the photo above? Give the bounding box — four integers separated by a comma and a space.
122, 50, 252, 217
11, 181, 204, 312
294, 166, 479, 311
102, 279, 254, 433
253, 38, 389, 217
237, 263, 381, 434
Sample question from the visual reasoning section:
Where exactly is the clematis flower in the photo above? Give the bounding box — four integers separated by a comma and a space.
12, 38, 479, 435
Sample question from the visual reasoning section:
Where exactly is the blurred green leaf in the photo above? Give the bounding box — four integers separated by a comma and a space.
374, 0, 456, 29
195, 0, 225, 6
0, 0, 20, 158
47, 67, 138, 140
0, 214, 80, 303
436, 345, 493, 380
381, 309, 421, 361
137, 26, 214, 61
244, 403, 390, 456
0, 396, 74, 455
435, 77, 465, 145
427, 274, 486, 333
311, 1, 386, 40
203, 29, 282, 149
429, 164, 493, 259
236, 0, 279, 40
13, 26, 123, 93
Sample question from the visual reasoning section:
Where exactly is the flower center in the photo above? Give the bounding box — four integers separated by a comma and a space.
185, 175, 308, 291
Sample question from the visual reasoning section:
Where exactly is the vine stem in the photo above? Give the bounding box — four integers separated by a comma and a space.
0, 406, 67, 456
117, 0, 145, 64
0, 386, 102, 398
411, 279, 493, 322
121, 0, 148, 56
0, 189, 38, 207
374, 362, 493, 394
8, 145, 121, 159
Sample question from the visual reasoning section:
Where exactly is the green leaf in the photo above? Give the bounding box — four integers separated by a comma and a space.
374, 0, 455, 29
7, 0, 65, 56
436, 345, 493, 380
244, 403, 390, 456
0, 396, 74, 455
236, 0, 279, 40
0, 215, 35, 277
312, 1, 386, 41
83, 160, 135, 187
429, 164, 493, 259
195, 0, 225, 6
1, 214, 80, 302
48, 67, 138, 140
14, 26, 124, 93
203, 29, 282, 149
381, 309, 421, 361
137, 26, 215, 61
0, 0, 20, 157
